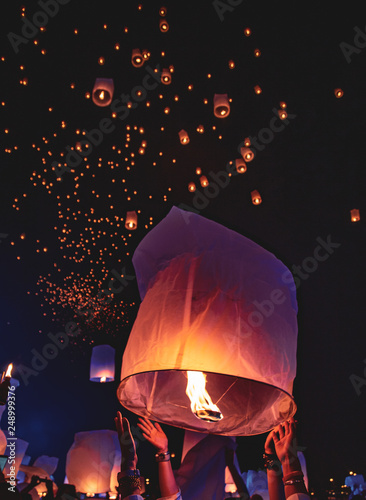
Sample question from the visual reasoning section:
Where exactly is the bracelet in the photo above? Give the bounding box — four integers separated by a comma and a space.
118, 469, 140, 479
117, 475, 142, 490
282, 471, 304, 483
155, 451, 171, 462
284, 479, 304, 486
263, 453, 281, 471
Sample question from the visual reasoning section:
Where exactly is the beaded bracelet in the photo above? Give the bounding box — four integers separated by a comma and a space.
284, 478, 304, 486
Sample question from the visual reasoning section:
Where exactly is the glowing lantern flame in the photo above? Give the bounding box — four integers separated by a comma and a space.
186, 371, 223, 422
5, 364, 13, 378
99, 90, 105, 100
100, 376, 106, 383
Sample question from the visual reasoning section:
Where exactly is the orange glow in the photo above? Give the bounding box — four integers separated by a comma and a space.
188, 182, 196, 192
100, 376, 106, 383
254, 85, 262, 94
334, 88, 344, 98
186, 371, 223, 422
251, 190, 262, 205
5, 364, 13, 378
350, 209, 360, 222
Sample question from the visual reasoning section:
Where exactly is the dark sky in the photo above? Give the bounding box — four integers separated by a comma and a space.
1, 0, 365, 495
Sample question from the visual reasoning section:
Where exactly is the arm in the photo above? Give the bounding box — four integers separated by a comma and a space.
225, 448, 250, 500
44, 478, 55, 499
20, 475, 42, 494
272, 419, 309, 499
137, 417, 180, 498
115, 411, 143, 500
264, 431, 286, 500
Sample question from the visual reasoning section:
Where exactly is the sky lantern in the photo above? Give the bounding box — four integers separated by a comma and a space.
159, 18, 169, 32
125, 210, 138, 230
251, 190, 262, 205
241, 147, 254, 162
235, 159, 247, 173
179, 129, 190, 145
213, 94, 230, 118
161, 69, 172, 84
89, 345, 115, 382
199, 175, 209, 187
131, 48, 144, 67
92, 78, 114, 107
66, 430, 119, 495
350, 208, 360, 222
117, 207, 298, 435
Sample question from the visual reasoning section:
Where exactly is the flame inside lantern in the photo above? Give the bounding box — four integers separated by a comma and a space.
5, 364, 13, 378
186, 371, 223, 422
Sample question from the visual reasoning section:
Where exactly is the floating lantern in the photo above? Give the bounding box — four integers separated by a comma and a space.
235, 159, 247, 174
196, 167, 202, 175
159, 6, 167, 16
350, 209, 360, 222
334, 88, 344, 98
240, 147, 254, 162
228, 60, 235, 69
161, 69, 171, 85
279, 101, 287, 109
200, 175, 209, 187
251, 190, 262, 205
254, 85, 262, 94
66, 430, 119, 494
142, 49, 150, 61
254, 49, 261, 57
197, 125, 204, 133
89, 345, 115, 382
179, 130, 190, 145
244, 137, 251, 147
214, 94, 230, 118
131, 48, 144, 67
244, 28, 251, 36
159, 18, 169, 32
117, 207, 298, 435
125, 211, 138, 230
188, 182, 196, 192
278, 109, 288, 120
92, 78, 114, 107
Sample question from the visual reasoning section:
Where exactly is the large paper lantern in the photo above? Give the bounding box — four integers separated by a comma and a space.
66, 430, 119, 494
92, 78, 114, 107
89, 345, 115, 382
19, 464, 57, 496
117, 207, 298, 435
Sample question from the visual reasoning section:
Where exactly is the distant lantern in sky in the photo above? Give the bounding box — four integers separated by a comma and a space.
117, 207, 298, 435
334, 88, 344, 98
90, 345, 115, 382
214, 94, 230, 118
235, 159, 247, 174
254, 85, 262, 94
159, 18, 169, 32
161, 69, 172, 84
160, 6, 167, 16
251, 190, 262, 205
241, 147, 254, 162
125, 211, 138, 230
179, 130, 190, 145
131, 48, 144, 67
188, 182, 196, 192
350, 209, 360, 222
200, 175, 209, 187
92, 78, 114, 107
279, 109, 288, 120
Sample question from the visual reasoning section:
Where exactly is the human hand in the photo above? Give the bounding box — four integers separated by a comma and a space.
30, 475, 41, 486
272, 418, 297, 463
137, 417, 168, 453
114, 411, 138, 470
45, 478, 53, 492
264, 429, 277, 455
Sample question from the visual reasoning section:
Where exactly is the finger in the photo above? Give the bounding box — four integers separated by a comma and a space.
137, 420, 150, 432
154, 422, 163, 432
278, 423, 285, 439
284, 420, 290, 435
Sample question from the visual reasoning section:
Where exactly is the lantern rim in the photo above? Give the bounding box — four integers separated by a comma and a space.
117, 368, 297, 436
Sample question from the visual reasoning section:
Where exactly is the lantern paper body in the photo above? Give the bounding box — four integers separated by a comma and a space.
117, 206, 298, 435
0, 429, 6, 454
66, 430, 119, 494
90, 345, 115, 382
19, 464, 57, 496
92, 78, 114, 107
214, 94, 230, 118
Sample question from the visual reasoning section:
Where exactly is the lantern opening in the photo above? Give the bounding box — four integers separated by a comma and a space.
186, 371, 223, 422
5, 364, 13, 378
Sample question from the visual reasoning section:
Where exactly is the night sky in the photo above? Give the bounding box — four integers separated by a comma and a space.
1, 0, 366, 496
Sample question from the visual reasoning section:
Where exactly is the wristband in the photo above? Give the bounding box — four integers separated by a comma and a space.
155, 451, 171, 462
282, 471, 303, 483
263, 453, 281, 471
284, 479, 304, 486
118, 469, 140, 479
